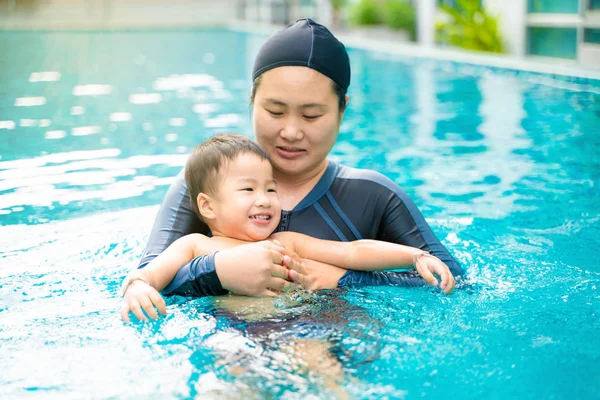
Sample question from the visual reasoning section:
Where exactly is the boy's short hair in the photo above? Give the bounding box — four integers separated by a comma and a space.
185, 133, 271, 219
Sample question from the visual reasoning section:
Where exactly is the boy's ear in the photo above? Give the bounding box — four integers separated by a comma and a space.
197, 193, 216, 221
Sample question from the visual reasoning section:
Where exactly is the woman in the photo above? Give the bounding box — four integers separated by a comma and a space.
135, 18, 462, 297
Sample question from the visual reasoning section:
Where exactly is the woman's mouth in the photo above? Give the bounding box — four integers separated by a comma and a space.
276, 146, 306, 160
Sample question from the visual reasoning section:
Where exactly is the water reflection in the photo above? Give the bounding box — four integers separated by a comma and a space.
29, 71, 61, 82
14, 96, 46, 106
412, 69, 533, 219
73, 84, 112, 96
0, 149, 186, 214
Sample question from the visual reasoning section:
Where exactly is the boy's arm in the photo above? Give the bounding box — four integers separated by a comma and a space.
127, 234, 212, 292
281, 233, 454, 293
121, 233, 216, 322
282, 233, 419, 271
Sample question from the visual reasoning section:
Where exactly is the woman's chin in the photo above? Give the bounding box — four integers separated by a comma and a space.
272, 158, 309, 177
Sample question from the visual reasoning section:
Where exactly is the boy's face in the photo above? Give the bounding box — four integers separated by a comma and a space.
208, 153, 281, 241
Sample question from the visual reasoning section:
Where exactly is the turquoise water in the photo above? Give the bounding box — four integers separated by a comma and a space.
1, 30, 599, 399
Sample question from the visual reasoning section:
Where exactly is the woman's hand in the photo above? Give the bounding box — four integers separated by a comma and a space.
414, 253, 455, 294
120, 281, 167, 323
280, 247, 346, 291
214, 240, 308, 296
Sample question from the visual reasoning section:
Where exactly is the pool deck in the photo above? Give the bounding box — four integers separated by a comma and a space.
2, 0, 599, 81
0, 0, 237, 29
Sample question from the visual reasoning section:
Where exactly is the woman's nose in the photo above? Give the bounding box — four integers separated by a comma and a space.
279, 118, 303, 142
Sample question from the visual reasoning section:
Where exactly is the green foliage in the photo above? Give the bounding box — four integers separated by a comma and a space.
437, 0, 505, 53
382, 0, 416, 40
330, 0, 348, 12
349, 0, 382, 27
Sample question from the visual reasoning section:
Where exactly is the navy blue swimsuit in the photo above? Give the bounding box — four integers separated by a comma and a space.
138, 161, 462, 296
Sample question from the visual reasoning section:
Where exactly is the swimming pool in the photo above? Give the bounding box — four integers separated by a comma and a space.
1, 29, 599, 399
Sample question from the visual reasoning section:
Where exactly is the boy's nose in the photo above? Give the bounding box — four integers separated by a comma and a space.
255, 192, 271, 207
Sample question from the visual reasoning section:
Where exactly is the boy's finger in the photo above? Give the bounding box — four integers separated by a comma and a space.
416, 261, 438, 287
129, 299, 147, 322
140, 298, 159, 320
149, 292, 167, 315
120, 303, 131, 323
438, 267, 449, 290
264, 240, 284, 252
444, 273, 456, 294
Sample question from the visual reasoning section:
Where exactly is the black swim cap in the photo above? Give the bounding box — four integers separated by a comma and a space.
252, 18, 351, 91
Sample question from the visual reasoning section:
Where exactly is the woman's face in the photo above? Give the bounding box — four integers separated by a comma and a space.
252, 66, 345, 179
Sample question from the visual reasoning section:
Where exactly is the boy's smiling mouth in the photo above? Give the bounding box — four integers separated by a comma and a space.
249, 213, 272, 221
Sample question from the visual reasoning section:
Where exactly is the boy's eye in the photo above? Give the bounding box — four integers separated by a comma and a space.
266, 109, 283, 116
267, 188, 277, 193
241, 188, 253, 192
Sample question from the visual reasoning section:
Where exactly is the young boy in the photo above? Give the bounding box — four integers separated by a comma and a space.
120, 134, 455, 322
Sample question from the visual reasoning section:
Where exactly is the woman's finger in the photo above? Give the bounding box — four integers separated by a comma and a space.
282, 255, 307, 276
270, 263, 289, 280
270, 249, 284, 265
269, 276, 292, 293
260, 288, 279, 297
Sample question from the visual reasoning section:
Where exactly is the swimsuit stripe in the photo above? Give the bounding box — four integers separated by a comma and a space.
325, 191, 363, 240
314, 202, 348, 242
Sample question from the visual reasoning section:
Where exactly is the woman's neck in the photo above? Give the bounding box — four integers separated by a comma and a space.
274, 160, 329, 211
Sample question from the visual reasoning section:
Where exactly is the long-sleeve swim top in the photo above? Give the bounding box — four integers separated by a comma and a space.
137, 160, 462, 296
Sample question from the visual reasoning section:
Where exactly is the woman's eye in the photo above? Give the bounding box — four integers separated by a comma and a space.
304, 115, 321, 120
241, 188, 253, 192
267, 188, 277, 193
266, 110, 283, 117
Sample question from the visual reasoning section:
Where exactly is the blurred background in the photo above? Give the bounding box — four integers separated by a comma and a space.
1, 0, 599, 69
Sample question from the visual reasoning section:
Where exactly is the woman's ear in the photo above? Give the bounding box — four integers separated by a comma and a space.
197, 193, 216, 221
340, 95, 350, 120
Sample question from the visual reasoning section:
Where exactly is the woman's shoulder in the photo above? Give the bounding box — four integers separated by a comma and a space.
335, 163, 401, 193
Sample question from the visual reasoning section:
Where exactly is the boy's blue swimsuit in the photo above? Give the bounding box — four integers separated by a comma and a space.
138, 161, 462, 297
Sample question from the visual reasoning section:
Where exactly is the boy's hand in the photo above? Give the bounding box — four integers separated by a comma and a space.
414, 254, 455, 294
120, 281, 167, 323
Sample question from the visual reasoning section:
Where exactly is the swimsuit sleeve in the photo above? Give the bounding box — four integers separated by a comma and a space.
377, 179, 463, 277
137, 169, 227, 297
335, 168, 462, 287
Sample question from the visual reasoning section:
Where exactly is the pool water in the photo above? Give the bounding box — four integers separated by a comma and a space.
1, 29, 599, 399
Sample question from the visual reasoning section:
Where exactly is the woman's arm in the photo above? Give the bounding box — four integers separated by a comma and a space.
370, 173, 463, 278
